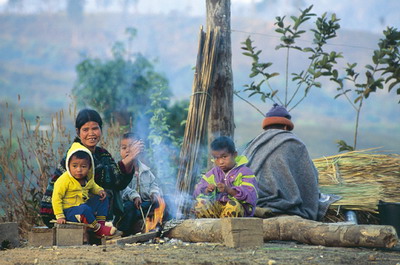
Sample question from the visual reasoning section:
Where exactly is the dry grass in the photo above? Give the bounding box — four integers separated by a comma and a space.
321, 208, 380, 225
0, 101, 124, 236
314, 148, 400, 213
0, 104, 75, 235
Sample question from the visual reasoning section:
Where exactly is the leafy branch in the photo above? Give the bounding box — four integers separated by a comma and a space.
239, 5, 342, 113
332, 27, 400, 151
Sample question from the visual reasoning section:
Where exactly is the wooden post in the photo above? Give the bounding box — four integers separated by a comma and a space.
175, 27, 220, 218
206, 0, 235, 151
221, 218, 264, 248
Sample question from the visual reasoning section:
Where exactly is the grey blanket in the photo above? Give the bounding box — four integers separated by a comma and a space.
242, 129, 339, 220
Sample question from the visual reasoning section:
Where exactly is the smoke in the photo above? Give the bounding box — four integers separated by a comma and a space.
147, 137, 188, 220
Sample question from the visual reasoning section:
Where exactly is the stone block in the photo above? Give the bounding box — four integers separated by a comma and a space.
0, 222, 20, 248
221, 217, 263, 248
55, 224, 84, 246
28, 226, 55, 247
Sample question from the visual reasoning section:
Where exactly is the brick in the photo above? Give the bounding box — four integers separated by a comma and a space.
55, 224, 84, 246
28, 226, 55, 247
0, 222, 20, 248
221, 217, 263, 248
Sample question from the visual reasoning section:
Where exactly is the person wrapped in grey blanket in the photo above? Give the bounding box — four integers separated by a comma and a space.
242, 104, 339, 220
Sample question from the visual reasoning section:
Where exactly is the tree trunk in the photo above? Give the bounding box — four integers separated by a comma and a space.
206, 0, 235, 148
168, 218, 223, 243
166, 217, 398, 248
262, 216, 398, 248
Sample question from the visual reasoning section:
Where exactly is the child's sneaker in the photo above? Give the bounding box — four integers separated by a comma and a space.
105, 221, 114, 227
95, 223, 116, 237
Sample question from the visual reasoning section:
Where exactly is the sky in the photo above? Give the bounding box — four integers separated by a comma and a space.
104, 0, 400, 34
0, 0, 399, 34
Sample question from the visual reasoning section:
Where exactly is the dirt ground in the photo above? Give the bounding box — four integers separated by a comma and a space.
1, 239, 400, 265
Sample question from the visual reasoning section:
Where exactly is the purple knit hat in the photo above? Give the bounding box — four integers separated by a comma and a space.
262, 103, 294, 130
265, 103, 291, 119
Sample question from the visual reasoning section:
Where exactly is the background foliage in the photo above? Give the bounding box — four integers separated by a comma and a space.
240, 5, 400, 152
73, 28, 170, 129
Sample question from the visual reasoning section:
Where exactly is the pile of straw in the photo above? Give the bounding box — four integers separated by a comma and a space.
314, 148, 400, 213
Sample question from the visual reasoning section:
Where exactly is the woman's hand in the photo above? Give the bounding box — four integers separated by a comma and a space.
98, 190, 107, 200
57, 218, 66, 224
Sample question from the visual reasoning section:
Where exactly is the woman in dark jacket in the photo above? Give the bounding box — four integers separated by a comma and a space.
40, 109, 139, 227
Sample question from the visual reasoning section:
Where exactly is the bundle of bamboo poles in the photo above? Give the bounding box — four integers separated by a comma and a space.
175, 26, 220, 218
313, 148, 400, 212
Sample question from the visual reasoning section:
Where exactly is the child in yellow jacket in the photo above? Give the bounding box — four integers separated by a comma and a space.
52, 142, 116, 236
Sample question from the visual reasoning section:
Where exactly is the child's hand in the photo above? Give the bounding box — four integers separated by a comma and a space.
217, 183, 237, 196
57, 218, 66, 224
124, 140, 144, 161
205, 184, 216, 194
216, 183, 226, 193
122, 140, 144, 172
150, 193, 158, 203
150, 193, 160, 207
134, 197, 142, 209
98, 190, 107, 200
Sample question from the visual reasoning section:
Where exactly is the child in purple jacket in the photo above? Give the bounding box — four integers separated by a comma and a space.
193, 136, 258, 218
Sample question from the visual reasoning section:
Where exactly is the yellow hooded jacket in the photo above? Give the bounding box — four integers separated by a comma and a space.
52, 142, 103, 219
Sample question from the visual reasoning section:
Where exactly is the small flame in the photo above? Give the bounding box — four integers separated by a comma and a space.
144, 195, 166, 233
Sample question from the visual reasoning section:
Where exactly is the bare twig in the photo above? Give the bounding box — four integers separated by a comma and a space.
234, 91, 265, 117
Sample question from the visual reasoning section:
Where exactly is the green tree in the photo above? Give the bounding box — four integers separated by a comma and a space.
332, 27, 400, 151
73, 28, 169, 131
239, 5, 341, 112
166, 99, 189, 145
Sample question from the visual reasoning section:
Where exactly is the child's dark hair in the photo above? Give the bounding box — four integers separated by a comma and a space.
210, 136, 236, 154
122, 132, 139, 140
69, 151, 92, 168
